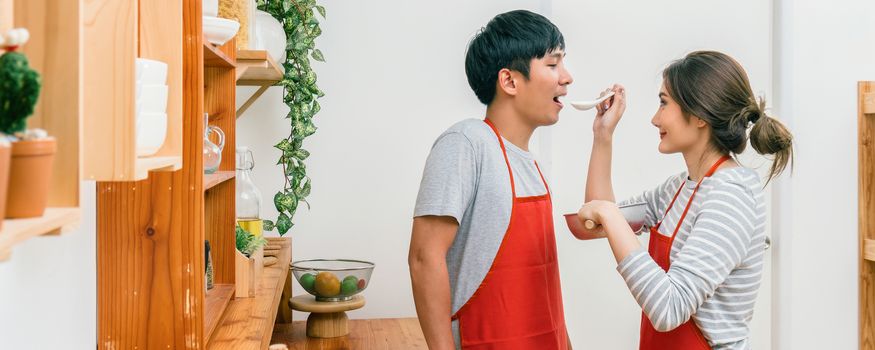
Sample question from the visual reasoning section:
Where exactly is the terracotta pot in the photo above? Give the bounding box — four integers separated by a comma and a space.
5, 138, 56, 218
0, 141, 10, 229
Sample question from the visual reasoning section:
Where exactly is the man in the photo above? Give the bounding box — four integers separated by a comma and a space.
409, 9, 574, 350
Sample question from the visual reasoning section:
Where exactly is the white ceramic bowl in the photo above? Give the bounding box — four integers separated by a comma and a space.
136, 112, 168, 157
253, 10, 287, 63
203, 16, 240, 46
135, 58, 168, 85
203, 0, 219, 17
136, 84, 168, 115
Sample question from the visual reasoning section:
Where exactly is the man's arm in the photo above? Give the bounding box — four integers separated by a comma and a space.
409, 215, 458, 350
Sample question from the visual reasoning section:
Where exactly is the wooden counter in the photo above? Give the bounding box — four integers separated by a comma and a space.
271, 318, 427, 350
208, 237, 292, 349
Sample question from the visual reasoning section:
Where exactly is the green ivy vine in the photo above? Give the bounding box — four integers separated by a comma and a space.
256, 0, 325, 236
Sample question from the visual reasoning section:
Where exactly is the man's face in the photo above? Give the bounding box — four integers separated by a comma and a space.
512, 49, 574, 127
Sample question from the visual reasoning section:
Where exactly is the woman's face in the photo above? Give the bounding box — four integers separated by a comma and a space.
651, 82, 709, 154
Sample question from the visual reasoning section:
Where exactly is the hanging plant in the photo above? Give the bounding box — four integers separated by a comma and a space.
256, 0, 325, 236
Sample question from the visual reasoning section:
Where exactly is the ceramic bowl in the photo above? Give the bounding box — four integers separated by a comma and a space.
203, 16, 240, 46
136, 84, 168, 115
135, 58, 168, 85
136, 112, 168, 157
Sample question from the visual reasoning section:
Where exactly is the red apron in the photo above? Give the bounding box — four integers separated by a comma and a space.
451, 119, 568, 350
639, 155, 731, 350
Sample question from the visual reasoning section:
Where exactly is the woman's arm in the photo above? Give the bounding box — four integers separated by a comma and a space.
584, 84, 626, 203
584, 182, 759, 331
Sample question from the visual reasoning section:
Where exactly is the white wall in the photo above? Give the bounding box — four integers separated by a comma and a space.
0, 182, 96, 349
771, 0, 875, 349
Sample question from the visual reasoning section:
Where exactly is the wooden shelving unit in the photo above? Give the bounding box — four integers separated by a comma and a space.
94, 0, 237, 348
205, 43, 235, 68
1, 0, 83, 259
81, 0, 184, 181
235, 50, 284, 118
859, 81, 875, 349
205, 284, 236, 343
205, 171, 236, 191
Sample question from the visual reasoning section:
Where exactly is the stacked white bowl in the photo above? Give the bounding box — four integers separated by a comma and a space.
136, 58, 169, 157
203, 0, 240, 46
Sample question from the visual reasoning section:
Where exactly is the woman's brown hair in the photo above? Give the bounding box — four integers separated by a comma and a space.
663, 50, 793, 185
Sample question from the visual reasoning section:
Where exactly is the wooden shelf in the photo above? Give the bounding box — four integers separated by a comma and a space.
235, 50, 284, 119
205, 42, 235, 68
0, 208, 80, 261
865, 239, 875, 262
205, 284, 235, 344
208, 237, 292, 349
236, 50, 283, 86
204, 171, 236, 191
134, 156, 183, 181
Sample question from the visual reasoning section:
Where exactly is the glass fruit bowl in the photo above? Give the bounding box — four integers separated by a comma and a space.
291, 259, 375, 302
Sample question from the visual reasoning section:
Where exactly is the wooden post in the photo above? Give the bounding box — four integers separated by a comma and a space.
859, 81, 875, 349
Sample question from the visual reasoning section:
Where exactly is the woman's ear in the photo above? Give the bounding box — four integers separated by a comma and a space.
496, 68, 518, 97
693, 116, 708, 128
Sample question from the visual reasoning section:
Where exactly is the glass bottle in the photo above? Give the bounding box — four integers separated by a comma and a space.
203, 113, 225, 174
236, 146, 263, 236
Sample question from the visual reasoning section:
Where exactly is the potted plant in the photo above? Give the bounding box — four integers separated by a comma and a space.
235, 224, 267, 297
0, 28, 54, 219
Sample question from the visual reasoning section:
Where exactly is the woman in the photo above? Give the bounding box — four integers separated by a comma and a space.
576, 51, 793, 349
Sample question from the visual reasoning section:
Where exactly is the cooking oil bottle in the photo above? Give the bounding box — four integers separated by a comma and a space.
236, 146, 263, 236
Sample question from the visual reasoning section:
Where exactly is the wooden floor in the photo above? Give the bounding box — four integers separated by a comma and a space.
270, 318, 427, 350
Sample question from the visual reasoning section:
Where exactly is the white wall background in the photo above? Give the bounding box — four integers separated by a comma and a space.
771, 0, 875, 349
0, 182, 96, 349
0, 1, 872, 349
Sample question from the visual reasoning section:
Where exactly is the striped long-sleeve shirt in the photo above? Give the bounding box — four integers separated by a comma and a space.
617, 167, 767, 350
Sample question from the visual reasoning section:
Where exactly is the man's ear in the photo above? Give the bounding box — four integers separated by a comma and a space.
496, 68, 518, 97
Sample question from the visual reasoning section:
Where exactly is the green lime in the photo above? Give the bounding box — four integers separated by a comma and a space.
341, 279, 358, 295
343, 275, 358, 284
300, 273, 316, 292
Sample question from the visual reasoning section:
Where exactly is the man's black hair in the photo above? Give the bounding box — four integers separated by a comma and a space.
465, 10, 565, 105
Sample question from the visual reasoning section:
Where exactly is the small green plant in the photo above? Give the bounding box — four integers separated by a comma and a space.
0, 30, 41, 136
256, 0, 325, 236
236, 224, 268, 258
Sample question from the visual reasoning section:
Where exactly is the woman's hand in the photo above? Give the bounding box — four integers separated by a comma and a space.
578, 200, 622, 230
593, 84, 627, 140
579, 200, 643, 264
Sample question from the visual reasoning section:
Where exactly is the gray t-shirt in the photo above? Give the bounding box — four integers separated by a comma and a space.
413, 118, 549, 347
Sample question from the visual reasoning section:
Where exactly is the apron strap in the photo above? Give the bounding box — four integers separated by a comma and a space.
534, 161, 550, 196
662, 155, 732, 258
484, 118, 517, 199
